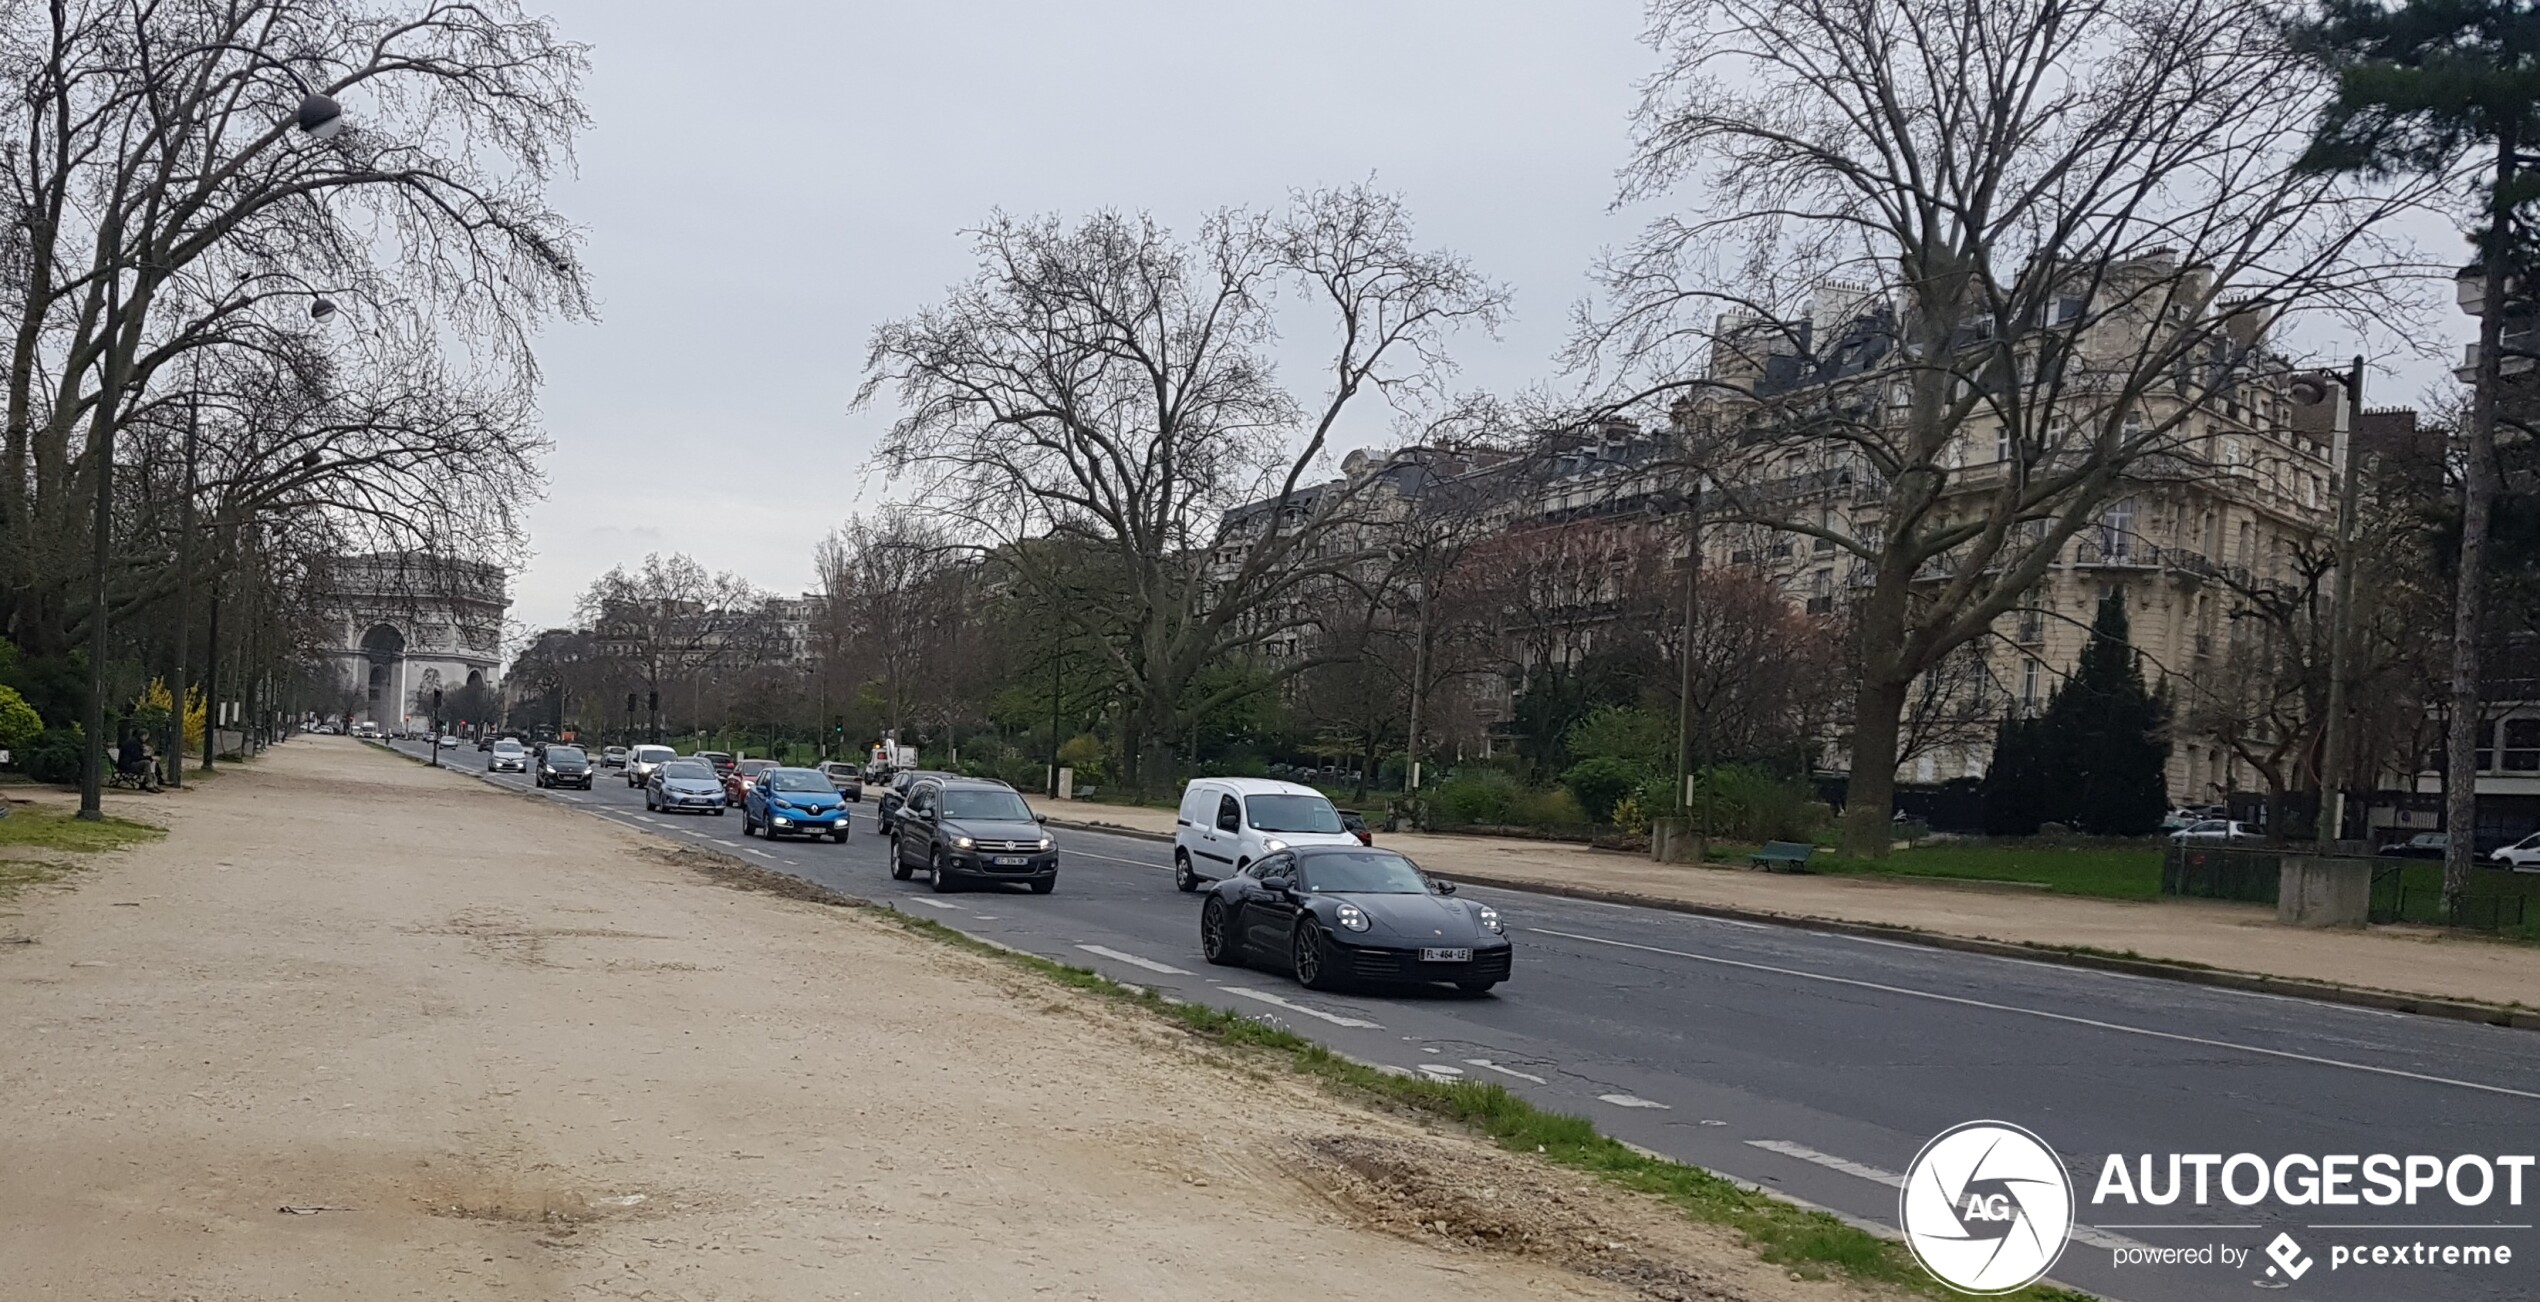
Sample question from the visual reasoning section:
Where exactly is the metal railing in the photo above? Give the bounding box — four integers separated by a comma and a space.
2161, 844, 2533, 932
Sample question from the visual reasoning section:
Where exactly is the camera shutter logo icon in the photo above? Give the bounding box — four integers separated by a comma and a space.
1899, 1121, 2074, 1294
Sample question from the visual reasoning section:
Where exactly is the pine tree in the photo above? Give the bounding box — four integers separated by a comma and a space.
1981, 593, 2170, 836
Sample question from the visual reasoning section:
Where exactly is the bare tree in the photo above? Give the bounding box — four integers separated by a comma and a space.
859, 184, 1507, 792
814, 509, 970, 740
1574, 0, 2434, 854
576, 554, 763, 737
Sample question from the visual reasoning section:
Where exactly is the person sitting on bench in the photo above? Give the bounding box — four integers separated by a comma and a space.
113, 733, 160, 791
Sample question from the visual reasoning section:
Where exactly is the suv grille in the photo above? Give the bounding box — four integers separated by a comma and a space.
973, 839, 1041, 853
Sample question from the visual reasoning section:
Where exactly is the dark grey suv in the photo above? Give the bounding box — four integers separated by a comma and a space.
891, 777, 1056, 894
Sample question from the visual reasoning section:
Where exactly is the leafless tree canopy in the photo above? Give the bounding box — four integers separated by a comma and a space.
858, 184, 1508, 789
0, 0, 589, 658
1575, 0, 2436, 852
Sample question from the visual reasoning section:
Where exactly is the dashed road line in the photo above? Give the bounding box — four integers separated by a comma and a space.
1748, 1139, 2148, 1252
1530, 927, 2540, 1102
1599, 1093, 1670, 1109
906, 899, 963, 911
1221, 987, 1384, 1029
1464, 1058, 1548, 1084
1075, 944, 1189, 975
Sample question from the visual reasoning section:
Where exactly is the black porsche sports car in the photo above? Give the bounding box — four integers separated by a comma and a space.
1198, 845, 1509, 993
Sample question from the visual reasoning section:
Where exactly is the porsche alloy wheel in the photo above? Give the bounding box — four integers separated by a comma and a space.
1200, 898, 1237, 966
1293, 922, 1338, 991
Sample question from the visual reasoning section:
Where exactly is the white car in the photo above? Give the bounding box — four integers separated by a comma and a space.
487, 739, 529, 774
2169, 818, 2260, 845
2491, 833, 2540, 872
1172, 776, 1362, 892
624, 744, 677, 787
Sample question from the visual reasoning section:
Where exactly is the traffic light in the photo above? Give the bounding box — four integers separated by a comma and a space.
626, 692, 638, 714
431, 688, 443, 712
647, 689, 659, 712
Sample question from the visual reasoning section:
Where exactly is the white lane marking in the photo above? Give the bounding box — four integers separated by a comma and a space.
1061, 848, 1168, 870
907, 899, 963, 911
1531, 927, 2540, 1102
634, 815, 663, 826
1747, 1139, 1900, 1187
1464, 1058, 1549, 1084
1832, 933, 1921, 951
1747, 1139, 2149, 1251
1221, 987, 1384, 1029
1707, 917, 1770, 930
1598, 1093, 1670, 1109
1076, 944, 1189, 975
1417, 1063, 1465, 1078
741, 848, 776, 860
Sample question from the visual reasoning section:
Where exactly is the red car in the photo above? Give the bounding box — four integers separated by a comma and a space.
723, 757, 778, 805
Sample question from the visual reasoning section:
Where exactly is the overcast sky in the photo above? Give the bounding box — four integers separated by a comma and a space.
507, 0, 1658, 635
507, 0, 2470, 640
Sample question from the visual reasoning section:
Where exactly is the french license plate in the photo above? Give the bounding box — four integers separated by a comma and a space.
1419, 947, 1473, 963
994, 856, 1029, 866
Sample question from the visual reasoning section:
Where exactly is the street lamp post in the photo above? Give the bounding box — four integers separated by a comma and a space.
2294, 359, 2366, 848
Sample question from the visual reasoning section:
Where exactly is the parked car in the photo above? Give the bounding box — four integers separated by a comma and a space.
1338, 810, 1372, 846
890, 776, 1055, 893
1198, 845, 1508, 994
1172, 777, 1362, 893
723, 757, 778, 805
2169, 818, 2260, 845
743, 767, 852, 842
2379, 832, 2450, 860
625, 744, 677, 787
600, 745, 629, 768
876, 769, 954, 837
487, 738, 529, 774
818, 761, 865, 801
645, 759, 727, 815
2491, 832, 2540, 871
694, 750, 737, 779
536, 744, 594, 790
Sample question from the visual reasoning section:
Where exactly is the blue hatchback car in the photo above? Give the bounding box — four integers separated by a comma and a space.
743, 767, 852, 842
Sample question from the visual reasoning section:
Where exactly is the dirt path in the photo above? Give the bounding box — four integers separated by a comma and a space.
0, 740, 1885, 1301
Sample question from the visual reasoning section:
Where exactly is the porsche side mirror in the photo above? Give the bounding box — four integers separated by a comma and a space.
1258, 876, 1293, 895
1434, 879, 1458, 895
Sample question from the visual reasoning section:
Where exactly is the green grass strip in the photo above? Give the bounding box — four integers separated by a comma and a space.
0, 805, 165, 855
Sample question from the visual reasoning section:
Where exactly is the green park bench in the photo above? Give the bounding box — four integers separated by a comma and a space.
1748, 841, 1815, 873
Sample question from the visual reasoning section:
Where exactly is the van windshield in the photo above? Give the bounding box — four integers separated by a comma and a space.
1247, 794, 1342, 834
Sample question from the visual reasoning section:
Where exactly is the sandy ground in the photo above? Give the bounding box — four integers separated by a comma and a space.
1040, 798, 2540, 1009
0, 740, 1889, 1302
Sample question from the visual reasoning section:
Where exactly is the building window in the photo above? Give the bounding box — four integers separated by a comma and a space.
2503, 718, 2540, 773
2099, 497, 2135, 560
2021, 658, 2042, 707
1995, 427, 2011, 462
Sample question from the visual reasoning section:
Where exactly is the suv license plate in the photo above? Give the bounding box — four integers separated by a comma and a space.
1419, 948, 1473, 963
994, 856, 1029, 866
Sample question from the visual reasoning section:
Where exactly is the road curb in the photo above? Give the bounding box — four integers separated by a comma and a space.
1041, 815, 1172, 844
1439, 868, 2540, 1033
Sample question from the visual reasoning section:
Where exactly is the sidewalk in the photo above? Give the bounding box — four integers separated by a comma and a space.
1037, 797, 2540, 1015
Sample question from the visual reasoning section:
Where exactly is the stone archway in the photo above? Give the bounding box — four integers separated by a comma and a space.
360, 624, 405, 711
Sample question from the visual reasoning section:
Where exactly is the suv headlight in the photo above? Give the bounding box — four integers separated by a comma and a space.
1037, 836, 1053, 851
1263, 838, 1289, 853
1476, 906, 1503, 935
953, 834, 974, 850
1336, 903, 1370, 932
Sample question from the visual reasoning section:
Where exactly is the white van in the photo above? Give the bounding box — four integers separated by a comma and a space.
1173, 777, 1360, 892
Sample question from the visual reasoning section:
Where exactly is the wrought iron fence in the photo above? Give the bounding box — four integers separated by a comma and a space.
2161, 844, 2532, 933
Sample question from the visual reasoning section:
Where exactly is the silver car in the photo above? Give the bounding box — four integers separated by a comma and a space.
487, 739, 529, 774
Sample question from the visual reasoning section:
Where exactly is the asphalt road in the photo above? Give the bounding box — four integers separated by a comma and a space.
388, 738, 2540, 1302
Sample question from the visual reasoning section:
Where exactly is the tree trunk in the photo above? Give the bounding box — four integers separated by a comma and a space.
2445, 138, 2514, 915
1405, 585, 1431, 793
1839, 675, 1910, 857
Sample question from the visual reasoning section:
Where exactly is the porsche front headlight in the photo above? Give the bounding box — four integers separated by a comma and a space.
1476, 906, 1504, 935
1336, 903, 1370, 932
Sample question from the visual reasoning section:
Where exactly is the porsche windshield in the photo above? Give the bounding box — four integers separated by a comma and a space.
1302, 851, 1428, 894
